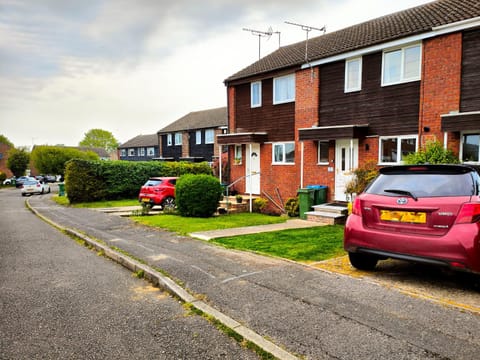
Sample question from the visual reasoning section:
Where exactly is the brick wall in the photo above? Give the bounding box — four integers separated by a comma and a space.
419, 33, 462, 150
0, 143, 13, 177
182, 132, 189, 158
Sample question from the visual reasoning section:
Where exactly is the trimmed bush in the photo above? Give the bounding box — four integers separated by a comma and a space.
284, 197, 299, 217
64, 159, 213, 203
175, 174, 223, 218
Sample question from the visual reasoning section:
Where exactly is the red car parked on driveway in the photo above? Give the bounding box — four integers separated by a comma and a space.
138, 177, 177, 209
344, 164, 480, 274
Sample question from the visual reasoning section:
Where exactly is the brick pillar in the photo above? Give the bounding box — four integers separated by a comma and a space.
419, 33, 462, 150
182, 132, 190, 158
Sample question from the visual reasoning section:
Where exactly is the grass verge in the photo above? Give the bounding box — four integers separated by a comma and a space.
52, 196, 138, 208
132, 213, 287, 236
212, 225, 345, 263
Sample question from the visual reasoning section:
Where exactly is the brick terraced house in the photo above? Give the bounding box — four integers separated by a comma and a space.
218, 0, 480, 209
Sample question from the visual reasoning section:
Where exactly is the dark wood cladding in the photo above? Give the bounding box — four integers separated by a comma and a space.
319, 52, 420, 136
188, 130, 213, 161
234, 79, 295, 142
161, 135, 181, 160
460, 29, 480, 112
442, 113, 480, 132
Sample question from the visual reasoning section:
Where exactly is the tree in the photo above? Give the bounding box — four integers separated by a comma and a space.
31, 145, 99, 177
79, 129, 119, 153
7, 148, 30, 177
404, 141, 459, 164
0, 134, 14, 147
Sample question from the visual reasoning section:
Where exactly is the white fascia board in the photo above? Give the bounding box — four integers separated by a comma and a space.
302, 17, 480, 69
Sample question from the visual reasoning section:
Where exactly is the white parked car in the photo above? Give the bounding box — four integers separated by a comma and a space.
3, 177, 16, 185
20, 179, 51, 196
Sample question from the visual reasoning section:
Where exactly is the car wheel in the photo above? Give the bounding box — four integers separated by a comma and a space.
348, 252, 378, 271
162, 196, 175, 210
21, 193, 26, 197
47, 187, 51, 193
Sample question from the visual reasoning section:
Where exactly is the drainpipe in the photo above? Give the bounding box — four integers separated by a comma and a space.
300, 141, 304, 188
218, 145, 222, 183
350, 138, 354, 171
249, 143, 253, 213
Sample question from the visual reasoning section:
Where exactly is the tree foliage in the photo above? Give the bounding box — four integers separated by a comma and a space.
403, 141, 459, 165
31, 146, 99, 176
0, 134, 14, 147
79, 128, 119, 153
345, 161, 379, 196
7, 148, 30, 177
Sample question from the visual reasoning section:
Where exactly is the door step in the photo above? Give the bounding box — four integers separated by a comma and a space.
305, 203, 348, 225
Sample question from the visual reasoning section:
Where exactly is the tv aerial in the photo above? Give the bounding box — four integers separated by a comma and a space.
243, 26, 281, 60
285, 21, 326, 63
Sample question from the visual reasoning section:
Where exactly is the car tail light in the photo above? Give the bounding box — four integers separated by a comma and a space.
351, 197, 362, 216
455, 203, 480, 224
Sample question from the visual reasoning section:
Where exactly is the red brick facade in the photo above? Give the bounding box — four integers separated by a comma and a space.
419, 33, 462, 152
0, 143, 13, 178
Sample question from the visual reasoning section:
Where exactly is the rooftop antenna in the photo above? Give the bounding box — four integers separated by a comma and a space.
285, 21, 326, 63
243, 27, 281, 60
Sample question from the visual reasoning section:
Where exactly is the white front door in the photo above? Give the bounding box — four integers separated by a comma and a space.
334, 139, 358, 202
246, 143, 261, 194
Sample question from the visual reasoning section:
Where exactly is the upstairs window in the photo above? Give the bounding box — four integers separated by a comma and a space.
147, 147, 155, 156
128, 148, 135, 156
174, 132, 182, 145
273, 142, 295, 164
205, 129, 215, 144
251, 81, 262, 107
138, 147, 145, 156
382, 43, 421, 86
120, 149, 126, 157
167, 134, 172, 146
345, 57, 362, 92
273, 74, 295, 104
196, 130, 202, 145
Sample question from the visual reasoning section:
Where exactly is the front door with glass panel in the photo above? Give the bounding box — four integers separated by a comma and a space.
246, 143, 261, 194
335, 139, 358, 202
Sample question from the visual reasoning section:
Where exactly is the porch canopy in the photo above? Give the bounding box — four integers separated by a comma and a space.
441, 111, 480, 132
298, 124, 369, 141
217, 132, 268, 145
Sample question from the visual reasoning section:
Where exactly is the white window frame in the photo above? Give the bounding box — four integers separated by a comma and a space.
460, 131, 480, 163
251, 81, 262, 108
138, 147, 145, 156
147, 147, 155, 156
195, 130, 202, 145
120, 149, 126, 157
205, 129, 214, 144
174, 132, 182, 145
317, 141, 329, 164
273, 74, 295, 105
234, 145, 242, 165
345, 57, 362, 92
128, 148, 135, 157
379, 135, 418, 165
272, 142, 295, 165
167, 134, 172, 146
381, 43, 421, 86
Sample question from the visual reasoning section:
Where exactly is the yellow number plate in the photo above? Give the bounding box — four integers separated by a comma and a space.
141, 198, 150, 203
380, 210, 426, 224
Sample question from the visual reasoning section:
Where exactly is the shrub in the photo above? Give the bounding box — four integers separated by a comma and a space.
345, 161, 379, 197
253, 197, 268, 213
175, 174, 223, 218
64, 159, 213, 203
284, 197, 299, 217
0, 172, 6, 183
403, 140, 459, 164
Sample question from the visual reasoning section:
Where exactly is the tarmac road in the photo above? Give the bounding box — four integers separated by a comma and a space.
17, 189, 480, 359
0, 188, 259, 359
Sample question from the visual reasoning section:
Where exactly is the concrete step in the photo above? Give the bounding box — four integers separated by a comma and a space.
311, 203, 348, 216
305, 208, 347, 225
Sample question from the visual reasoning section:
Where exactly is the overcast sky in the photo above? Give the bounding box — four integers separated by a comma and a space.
1, 0, 432, 149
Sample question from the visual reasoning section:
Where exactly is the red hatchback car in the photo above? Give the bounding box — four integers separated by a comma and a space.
138, 177, 177, 209
344, 164, 480, 274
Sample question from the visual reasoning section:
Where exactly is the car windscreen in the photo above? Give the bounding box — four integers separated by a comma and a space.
366, 172, 476, 197
24, 180, 37, 185
144, 179, 163, 186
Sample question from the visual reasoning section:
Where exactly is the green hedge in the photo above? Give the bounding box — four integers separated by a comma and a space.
175, 174, 223, 218
64, 160, 213, 203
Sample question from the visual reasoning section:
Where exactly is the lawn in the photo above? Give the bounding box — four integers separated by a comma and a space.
212, 225, 345, 263
132, 212, 287, 236
52, 196, 139, 208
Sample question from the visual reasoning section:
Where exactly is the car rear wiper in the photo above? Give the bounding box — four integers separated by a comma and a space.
384, 189, 418, 201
